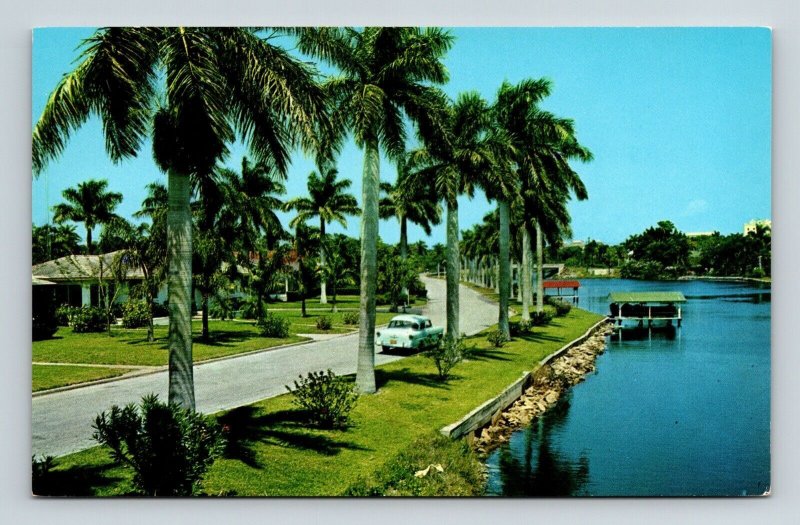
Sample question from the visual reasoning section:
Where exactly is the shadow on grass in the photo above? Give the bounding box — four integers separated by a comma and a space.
513, 330, 565, 344
34, 461, 128, 497
217, 406, 369, 467
467, 347, 514, 362
122, 327, 265, 349
375, 367, 451, 390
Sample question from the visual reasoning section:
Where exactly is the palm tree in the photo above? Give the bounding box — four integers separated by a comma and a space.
296, 27, 452, 393
32, 223, 81, 263
494, 79, 591, 316
409, 92, 500, 339
380, 155, 442, 296
283, 166, 358, 305
52, 179, 122, 254
33, 27, 327, 410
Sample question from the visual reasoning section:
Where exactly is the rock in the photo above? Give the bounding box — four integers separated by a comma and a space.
545, 391, 559, 404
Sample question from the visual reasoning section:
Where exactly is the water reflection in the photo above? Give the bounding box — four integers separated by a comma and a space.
494, 395, 589, 496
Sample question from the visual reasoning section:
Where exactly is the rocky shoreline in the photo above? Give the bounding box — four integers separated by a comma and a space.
472, 322, 614, 456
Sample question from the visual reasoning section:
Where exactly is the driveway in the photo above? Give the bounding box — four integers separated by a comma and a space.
32, 276, 498, 458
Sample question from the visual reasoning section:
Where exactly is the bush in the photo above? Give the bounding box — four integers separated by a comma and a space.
530, 310, 553, 326
92, 394, 225, 496
257, 311, 290, 338
286, 370, 359, 429
315, 315, 333, 330
32, 455, 56, 495
55, 304, 77, 326
121, 300, 151, 328
236, 297, 260, 320
546, 297, 572, 316
208, 296, 235, 321
71, 306, 107, 333
342, 311, 359, 325
426, 335, 466, 380
486, 330, 508, 348
750, 267, 766, 278
510, 319, 532, 336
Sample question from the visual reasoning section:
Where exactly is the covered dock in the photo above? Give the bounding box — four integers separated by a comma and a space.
608, 291, 686, 328
543, 280, 580, 303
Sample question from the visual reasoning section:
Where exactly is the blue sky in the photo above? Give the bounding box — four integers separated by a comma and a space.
32, 27, 771, 246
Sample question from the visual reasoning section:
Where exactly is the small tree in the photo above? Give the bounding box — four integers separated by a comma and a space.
92, 394, 226, 496
378, 252, 418, 312
426, 335, 466, 380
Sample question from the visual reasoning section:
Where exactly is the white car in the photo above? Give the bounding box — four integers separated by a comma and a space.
376, 314, 444, 352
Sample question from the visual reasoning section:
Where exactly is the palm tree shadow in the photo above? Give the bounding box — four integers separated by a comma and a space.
217, 406, 369, 468
467, 348, 513, 362
34, 462, 129, 497
375, 367, 451, 390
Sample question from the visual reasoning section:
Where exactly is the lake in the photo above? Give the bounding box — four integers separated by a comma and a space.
484, 278, 771, 496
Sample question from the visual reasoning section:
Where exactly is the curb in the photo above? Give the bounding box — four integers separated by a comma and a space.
439, 316, 611, 440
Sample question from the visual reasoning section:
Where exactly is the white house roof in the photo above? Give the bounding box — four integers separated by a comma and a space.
32, 251, 145, 283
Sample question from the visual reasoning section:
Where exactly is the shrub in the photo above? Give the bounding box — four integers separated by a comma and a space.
486, 330, 508, 348
510, 319, 532, 336
750, 267, 766, 279
257, 311, 290, 338
236, 297, 260, 320
286, 370, 359, 429
121, 300, 151, 328
426, 335, 466, 380
55, 304, 77, 326
208, 296, 234, 321
92, 394, 226, 496
530, 310, 553, 326
32, 455, 56, 495
546, 297, 572, 316
315, 315, 333, 331
342, 311, 359, 325
71, 306, 107, 333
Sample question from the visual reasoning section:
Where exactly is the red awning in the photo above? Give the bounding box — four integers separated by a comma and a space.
543, 280, 580, 289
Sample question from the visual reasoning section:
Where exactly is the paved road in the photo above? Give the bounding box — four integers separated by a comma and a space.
32, 276, 498, 458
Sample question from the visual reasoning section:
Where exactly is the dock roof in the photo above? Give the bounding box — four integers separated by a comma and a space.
607, 291, 686, 303
543, 280, 580, 289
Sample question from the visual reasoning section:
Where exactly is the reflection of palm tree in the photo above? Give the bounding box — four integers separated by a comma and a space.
495, 396, 590, 496
34, 27, 327, 410
52, 179, 122, 255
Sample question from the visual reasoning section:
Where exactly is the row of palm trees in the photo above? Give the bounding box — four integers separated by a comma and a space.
32, 27, 590, 408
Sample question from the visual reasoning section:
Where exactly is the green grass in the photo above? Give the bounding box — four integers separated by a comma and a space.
33, 365, 135, 392
266, 294, 428, 311
279, 310, 396, 334
38, 308, 603, 496
33, 320, 308, 367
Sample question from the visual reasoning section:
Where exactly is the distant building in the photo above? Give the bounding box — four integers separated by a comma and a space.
565, 240, 585, 248
686, 231, 716, 238
744, 219, 771, 235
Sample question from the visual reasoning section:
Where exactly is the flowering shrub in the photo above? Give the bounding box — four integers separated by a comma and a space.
92, 394, 226, 496
287, 370, 359, 429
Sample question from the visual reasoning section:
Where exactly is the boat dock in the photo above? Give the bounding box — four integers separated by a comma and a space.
607, 291, 686, 328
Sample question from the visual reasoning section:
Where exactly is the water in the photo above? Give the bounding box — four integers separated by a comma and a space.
484, 279, 770, 496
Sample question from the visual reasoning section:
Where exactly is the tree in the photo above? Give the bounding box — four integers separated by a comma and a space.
297, 27, 452, 393
318, 236, 356, 313
33, 27, 327, 410
284, 166, 358, 305
52, 179, 122, 254
32, 223, 81, 264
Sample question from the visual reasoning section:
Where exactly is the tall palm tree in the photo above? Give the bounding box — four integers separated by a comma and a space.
410, 92, 500, 339
32, 223, 81, 263
380, 155, 442, 296
283, 166, 358, 305
494, 79, 591, 316
52, 179, 122, 254
296, 27, 452, 393
33, 27, 327, 410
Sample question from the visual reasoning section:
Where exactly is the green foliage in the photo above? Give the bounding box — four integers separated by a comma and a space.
71, 306, 107, 333
377, 252, 418, 311
530, 310, 553, 326
286, 370, 359, 429
315, 315, 333, 330
55, 304, 77, 326
121, 300, 150, 328
257, 311, 291, 338
426, 335, 466, 380
32, 455, 57, 495
486, 330, 508, 348
92, 394, 226, 496
344, 433, 484, 496
619, 260, 665, 280
342, 311, 359, 325
208, 296, 235, 321
545, 297, 572, 317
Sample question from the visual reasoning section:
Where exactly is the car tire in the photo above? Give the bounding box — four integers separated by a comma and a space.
382, 345, 391, 353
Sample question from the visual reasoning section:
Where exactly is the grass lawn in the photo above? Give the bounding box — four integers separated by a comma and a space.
33, 320, 308, 368
280, 309, 396, 334
32, 365, 136, 392
266, 294, 428, 311
39, 308, 604, 496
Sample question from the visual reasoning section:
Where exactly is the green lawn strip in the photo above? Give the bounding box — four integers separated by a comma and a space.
44, 308, 603, 496
33, 364, 136, 392
266, 295, 428, 311
33, 321, 308, 367
279, 310, 396, 334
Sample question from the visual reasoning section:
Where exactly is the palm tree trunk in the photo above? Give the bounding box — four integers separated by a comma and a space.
201, 292, 209, 339
86, 225, 93, 255
521, 226, 532, 322
536, 221, 544, 313
446, 198, 460, 340
357, 137, 379, 394
400, 214, 409, 299
498, 200, 511, 339
167, 170, 195, 411
319, 218, 327, 304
